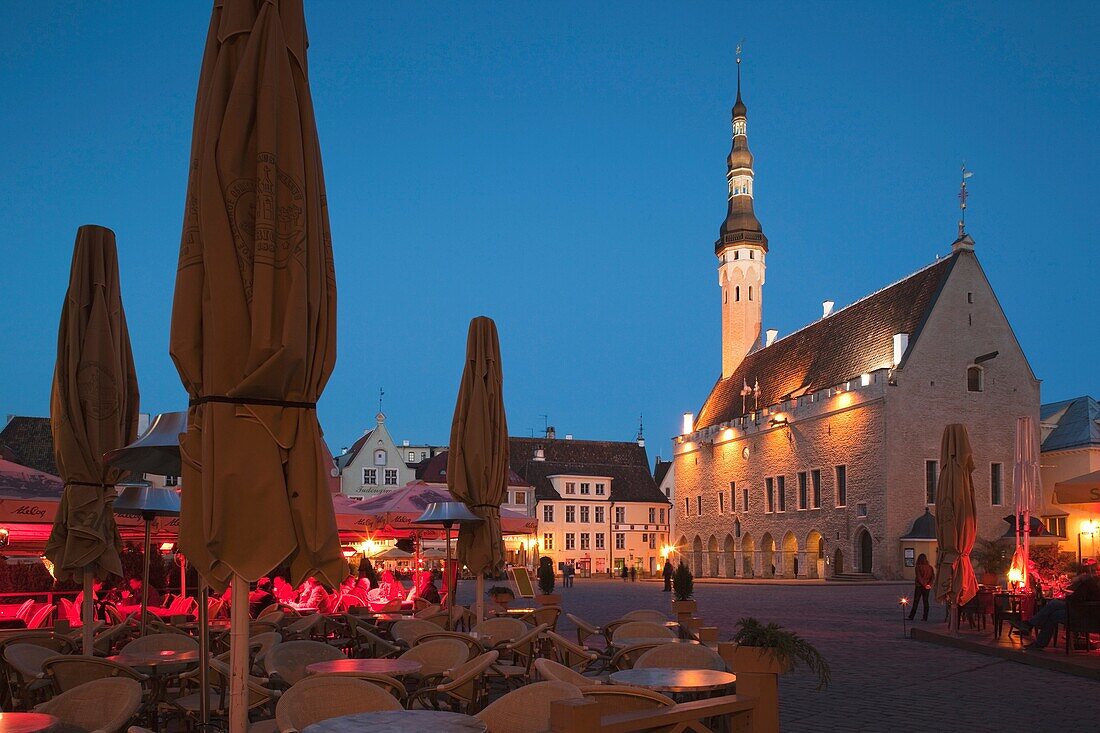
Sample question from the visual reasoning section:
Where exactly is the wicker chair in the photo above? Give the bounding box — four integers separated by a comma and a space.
544, 631, 600, 673
579, 684, 675, 716
450, 604, 476, 632
608, 642, 663, 671
311, 671, 407, 701
564, 613, 602, 648
390, 619, 441, 648
472, 617, 526, 648
120, 633, 200, 655
414, 631, 486, 661
475, 680, 584, 733
36, 677, 142, 733
533, 657, 601, 687
407, 650, 498, 714
3, 644, 55, 709
488, 623, 548, 689
25, 605, 55, 630
413, 604, 442, 618
621, 610, 669, 624
519, 606, 561, 632
610, 621, 675, 642
345, 616, 401, 659
634, 643, 727, 671
93, 623, 136, 657
281, 614, 324, 641
173, 657, 277, 723
250, 632, 284, 673
42, 655, 149, 693
398, 638, 469, 679
263, 640, 345, 689
274, 676, 401, 733
15, 599, 35, 620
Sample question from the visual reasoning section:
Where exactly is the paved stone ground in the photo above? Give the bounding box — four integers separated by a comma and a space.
459, 578, 1100, 732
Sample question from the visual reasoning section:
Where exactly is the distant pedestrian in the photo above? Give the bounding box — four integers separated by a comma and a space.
908, 554, 934, 621
662, 559, 673, 592
621, 566, 629, 581
630, 566, 637, 582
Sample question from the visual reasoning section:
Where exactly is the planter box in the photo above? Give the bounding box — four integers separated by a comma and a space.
671, 600, 697, 615
726, 645, 792, 675
536, 594, 561, 606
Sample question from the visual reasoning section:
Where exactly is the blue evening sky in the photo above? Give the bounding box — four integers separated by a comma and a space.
1, 2, 1097, 456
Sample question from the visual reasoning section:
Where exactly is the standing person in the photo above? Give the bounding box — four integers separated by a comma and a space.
662, 559, 674, 592
908, 554, 934, 621
567, 562, 575, 587
621, 565, 629, 582
630, 566, 637, 582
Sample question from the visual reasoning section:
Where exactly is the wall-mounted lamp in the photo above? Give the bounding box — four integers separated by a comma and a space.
769, 414, 789, 428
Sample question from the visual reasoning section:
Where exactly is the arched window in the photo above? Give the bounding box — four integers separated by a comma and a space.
735, 286, 740, 302
748, 286, 753, 301
374, 449, 387, 466
967, 365, 983, 392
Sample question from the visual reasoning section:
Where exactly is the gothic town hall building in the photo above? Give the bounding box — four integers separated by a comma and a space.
672, 67, 1040, 580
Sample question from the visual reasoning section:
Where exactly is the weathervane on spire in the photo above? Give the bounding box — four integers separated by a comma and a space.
378, 387, 385, 414
736, 39, 743, 65
958, 162, 974, 237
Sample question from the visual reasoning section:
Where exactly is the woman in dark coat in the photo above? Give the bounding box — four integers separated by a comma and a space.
909, 554, 935, 621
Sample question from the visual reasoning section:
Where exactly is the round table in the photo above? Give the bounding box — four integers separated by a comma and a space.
0, 713, 59, 733
611, 637, 701, 648
306, 658, 423, 677
302, 710, 486, 733
109, 649, 202, 670
610, 668, 736, 694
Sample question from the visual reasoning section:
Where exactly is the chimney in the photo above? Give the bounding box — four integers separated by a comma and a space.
893, 333, 910, 367
402, 440, 409, 447
765, 329, 778, 347
545, 426, 556, 440
534, 446, 545, 461
682, 412, 694, 435
822, 300, 835, 318
565, 434, 573, 440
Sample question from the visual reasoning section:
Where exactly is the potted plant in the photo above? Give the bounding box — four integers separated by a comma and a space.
728, 617, 831, 689
487, 585, 515, 613
535, 556, 560, 606
972, 537, 1011, 586
671, 562, 696, 615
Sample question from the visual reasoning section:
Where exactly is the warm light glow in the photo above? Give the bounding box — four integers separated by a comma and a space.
1007, 566, 1024, 585
835, 391, 854, 409
770, 413, 788, 427
899, 597, 909, 605
660, 544, 677, 559
682, 412, 694, 435
1082, 519, 1100, 535
159, 542, 174, 552
40, 556, 55, 579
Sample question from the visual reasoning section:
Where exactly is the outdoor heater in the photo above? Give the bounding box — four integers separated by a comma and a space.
112, 480, 180, 636
413, 501, 482, 629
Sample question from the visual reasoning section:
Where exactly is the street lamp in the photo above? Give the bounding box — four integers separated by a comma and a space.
1078, 519, 1100, 563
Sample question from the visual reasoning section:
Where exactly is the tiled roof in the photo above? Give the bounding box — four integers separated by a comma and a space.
653, 459, 672, 488
416, 450, 531, 488
335, 429, 374, 470
0, 416, 57, 475
1040, 396, 1100, 452
509, 437, 669, 504
695, 253, 958, 429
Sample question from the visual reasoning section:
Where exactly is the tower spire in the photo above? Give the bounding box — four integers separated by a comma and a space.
716, 47, 766, 255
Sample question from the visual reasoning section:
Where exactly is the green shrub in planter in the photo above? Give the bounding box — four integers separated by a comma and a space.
537, 556, 555, 595
732, 617, 831, 689
672, 562, 694, 601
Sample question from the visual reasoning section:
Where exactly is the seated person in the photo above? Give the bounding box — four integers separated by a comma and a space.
1012, 561, 1100, 649
272, 576, 296, 604
298, 576, 327, 609
125, 577, 163, 608
249, 577, 276, 616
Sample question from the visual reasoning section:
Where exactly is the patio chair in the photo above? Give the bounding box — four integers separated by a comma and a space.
610, 621, 675, 642
310, 671, 407, 702
93, 623, 136, 657
390, 619, 440, 648
579, 684, 675, 716
0, 633, 73, 655
173, 657, 277, 723
35, 677, 142, 733
634, 643, 727, 671
414, 631, 486, 661
249, 632, 283, 672
1065, 601, 1100, 655
346, 619, 401, 659
263, 640, 345, 689
274, 675, 401, 733
42, 654, 149, 693
621, 609, 669, 623
412, 604, 442, 618
257, 605, 283, 621
474, 680, 583, 733
280, 614, 324, 641
407, 650, 498, 714
519, 606, 561, 632
564, 612, 601, 648
608, 642, 663, 671
532, 657, 602, 687
15, 599, 35, 620
487, 623, 548, 689
543, 631, 600, 673
3, 643, 55, 709
450, 604, 476, 632
120, 632, 199, 655
397, 638, 469, 680
471, 617, 526, 648
25, 604, 55, 630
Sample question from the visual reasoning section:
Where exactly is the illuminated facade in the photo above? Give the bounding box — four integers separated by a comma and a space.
1036, 397, 1100, 560
335, 412, 419, 498
672, 66, 1040, 580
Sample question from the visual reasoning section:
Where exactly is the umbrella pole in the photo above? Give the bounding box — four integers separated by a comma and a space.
198, 582, 210, 729
81, 573, 94, 656
476, 574, 485, 626
228, 575, 248, 733
140, 515, 152, 636
444, 526, 452, 631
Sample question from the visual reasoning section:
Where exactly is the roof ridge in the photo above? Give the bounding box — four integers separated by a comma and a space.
759, 252, 958, 352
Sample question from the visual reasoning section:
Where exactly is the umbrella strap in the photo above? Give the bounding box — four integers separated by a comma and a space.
189, 395, 317, 409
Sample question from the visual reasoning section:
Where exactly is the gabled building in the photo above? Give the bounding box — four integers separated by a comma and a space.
673, 61, 1040, 580
511, 435, 671, 577
1037, 396, 1100, 556
335, 413, 418, 498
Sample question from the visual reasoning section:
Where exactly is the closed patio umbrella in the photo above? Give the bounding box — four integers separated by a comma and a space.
934, 424, 979, 632
170, 2, 342, 730
45, 224, 140, 656
447, 317, 509, 623
1012, 416, 1041, 590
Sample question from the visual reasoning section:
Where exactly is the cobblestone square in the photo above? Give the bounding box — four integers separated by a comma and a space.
461, 578, 1100, 732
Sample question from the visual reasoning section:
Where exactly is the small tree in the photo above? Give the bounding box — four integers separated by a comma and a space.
537, 556, 555, 595
672, 561, 694, 601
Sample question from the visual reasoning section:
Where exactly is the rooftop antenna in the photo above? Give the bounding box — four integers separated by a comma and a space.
637, 414, 644, 441
540, 414, 548, 432
958, 162, 973, 237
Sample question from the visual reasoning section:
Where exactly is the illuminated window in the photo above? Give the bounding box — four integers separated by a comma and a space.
991, 463, 1003, 505
565, 533, 575, 550
925, 461, 938, 505
1042, 516, 1067, 538
967, 365, 983, 392
408, 451, 415, 462
543, 533, 554, 550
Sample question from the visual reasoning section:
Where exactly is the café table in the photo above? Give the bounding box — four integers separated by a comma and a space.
610, 637, 701, 648
610, 668, 736, 695
109, 650, 202, 733
306, 658, 423, 677
302, 710, 486, 733
0, 713, 59, 733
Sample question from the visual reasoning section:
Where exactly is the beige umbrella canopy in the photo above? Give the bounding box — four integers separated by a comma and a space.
46, 225, 139, 583
170, 0, 343, 594
934, 424, 979, 615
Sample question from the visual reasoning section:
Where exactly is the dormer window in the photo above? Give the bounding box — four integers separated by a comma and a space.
374, 449, 387, 466
967, 365, 983, 392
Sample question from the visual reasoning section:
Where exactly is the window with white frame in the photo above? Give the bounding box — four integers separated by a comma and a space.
615, 533, 626, 550
649, 534, 656, 549
384, 469, 398, 486
565, 482, 576, 495
565, 533, 575, 550
595, 532, 605, 549
565, 505, 576, 523
363, 468, 377, 485
580, 533, 590, 550
580, 505, 590, 523
580, 482, 590, 494
649, 507, 656, 522
595, 483, 606, 495
407, 451, 414, 462
659, 508, 666, 524
543, 532, 554, 550
595, 506, 605, 524
615, 507, 625, 523
543, 505, 554, 522
514, 491, 526, 505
